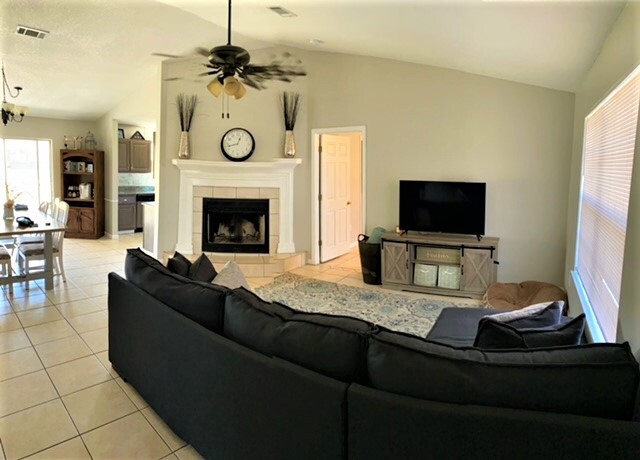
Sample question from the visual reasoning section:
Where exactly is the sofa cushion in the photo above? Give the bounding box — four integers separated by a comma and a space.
223, 288, 293, 355
485, 301, 564, 328
188, 254, 218, 283
167, 251, 191, 277
426, 307, 502, 347
224, 288, 374, 382
367, 329, 640, 420
474, 314, 586, 349
274, 311, 374, 383
125, 248, 228, 332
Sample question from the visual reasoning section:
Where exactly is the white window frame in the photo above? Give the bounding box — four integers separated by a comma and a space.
0, 137, 54, 207
572, 64, 640, 343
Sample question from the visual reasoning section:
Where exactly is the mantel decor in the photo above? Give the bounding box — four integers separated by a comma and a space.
177, 93, 198, 159
281, 91, 301, 158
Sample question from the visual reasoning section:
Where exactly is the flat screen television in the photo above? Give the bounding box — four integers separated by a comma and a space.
399, 180, 486, 236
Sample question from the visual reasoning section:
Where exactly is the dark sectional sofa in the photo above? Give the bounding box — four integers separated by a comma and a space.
108, 249, 640, 460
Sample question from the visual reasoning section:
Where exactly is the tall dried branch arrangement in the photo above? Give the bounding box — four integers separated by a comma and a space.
176, 93, 198, 131
281, 91, 301, 131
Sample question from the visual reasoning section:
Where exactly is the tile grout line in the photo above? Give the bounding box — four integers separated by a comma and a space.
8, 301, 88, 460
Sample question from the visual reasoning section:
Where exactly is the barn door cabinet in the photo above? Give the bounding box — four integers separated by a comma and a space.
381, 232, 499, 299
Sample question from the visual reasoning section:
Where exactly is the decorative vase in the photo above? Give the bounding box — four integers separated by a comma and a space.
283, 130, 296, 158
178, 131, 190, 159
3, 204, 14, 221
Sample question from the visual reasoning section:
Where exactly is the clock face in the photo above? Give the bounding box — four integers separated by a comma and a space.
221, 128, 255, 162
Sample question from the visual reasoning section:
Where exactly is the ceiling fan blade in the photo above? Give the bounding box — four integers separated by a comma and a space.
152, 52, 183, 59
195, 47, 211, 58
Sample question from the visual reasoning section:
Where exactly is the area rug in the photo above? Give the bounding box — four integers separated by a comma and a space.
255, 273, 484, 337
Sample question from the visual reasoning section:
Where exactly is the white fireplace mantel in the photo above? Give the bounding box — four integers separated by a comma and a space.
172, 158, 302, 254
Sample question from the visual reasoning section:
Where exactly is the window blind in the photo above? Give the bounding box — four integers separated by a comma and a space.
575, 65, 640, 342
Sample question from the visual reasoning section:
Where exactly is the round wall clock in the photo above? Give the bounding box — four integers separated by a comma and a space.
220, 127, 255, 162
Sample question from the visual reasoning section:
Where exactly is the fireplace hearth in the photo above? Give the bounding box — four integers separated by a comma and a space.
202, 198, 269, 253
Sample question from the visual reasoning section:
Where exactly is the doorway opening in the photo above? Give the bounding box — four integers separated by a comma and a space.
310, 126, 366, 264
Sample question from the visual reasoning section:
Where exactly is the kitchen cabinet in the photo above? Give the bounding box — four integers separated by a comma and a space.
118, 195, 136, 231
118, 139, 151, 173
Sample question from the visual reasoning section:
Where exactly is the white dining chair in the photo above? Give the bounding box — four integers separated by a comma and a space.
0, 247, 13, 294
17, 201, 69, 289
16, 201, 51, 247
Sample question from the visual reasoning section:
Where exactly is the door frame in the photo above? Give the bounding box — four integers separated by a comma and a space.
310, 126, 366, 265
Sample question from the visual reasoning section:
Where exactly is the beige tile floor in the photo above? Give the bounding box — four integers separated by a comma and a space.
0, 235, 463, 459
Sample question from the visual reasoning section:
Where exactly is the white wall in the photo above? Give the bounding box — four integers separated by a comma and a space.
96, 70, 161, 237
155, 48, 574, 284
308, 53, 575, 283
2, 116, 98, 199
157, 48, 310, 256
563, 3, 640, 354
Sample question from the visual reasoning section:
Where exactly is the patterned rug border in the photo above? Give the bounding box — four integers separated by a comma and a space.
255, 273, 485, 337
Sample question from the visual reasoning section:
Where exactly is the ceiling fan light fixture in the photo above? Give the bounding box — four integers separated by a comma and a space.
233, 82, 247, 100
223, 76, 241, 96
207, 78, 224, 97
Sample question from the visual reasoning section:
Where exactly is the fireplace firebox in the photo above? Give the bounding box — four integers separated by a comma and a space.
202, 198, 269, 253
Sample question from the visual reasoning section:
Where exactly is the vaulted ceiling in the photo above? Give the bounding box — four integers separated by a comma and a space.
0, 0, 626, 120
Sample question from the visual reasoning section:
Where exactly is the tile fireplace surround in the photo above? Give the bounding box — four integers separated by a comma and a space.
172, 159, 302, 255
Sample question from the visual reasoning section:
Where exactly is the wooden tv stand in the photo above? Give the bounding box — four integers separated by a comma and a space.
381, 232, 499, 299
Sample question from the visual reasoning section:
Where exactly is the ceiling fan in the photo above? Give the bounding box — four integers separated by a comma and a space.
199, 0, 306, 101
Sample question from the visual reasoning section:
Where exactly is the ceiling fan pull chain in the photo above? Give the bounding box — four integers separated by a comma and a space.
221, 93, 225, 119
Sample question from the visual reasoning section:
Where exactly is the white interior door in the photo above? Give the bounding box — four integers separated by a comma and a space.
320, 134, 351, 262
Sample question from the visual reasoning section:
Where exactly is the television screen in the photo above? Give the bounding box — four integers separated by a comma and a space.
399, 181, 486, 236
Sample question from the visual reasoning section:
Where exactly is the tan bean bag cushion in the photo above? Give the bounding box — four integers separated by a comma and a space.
484, 281, 568, 314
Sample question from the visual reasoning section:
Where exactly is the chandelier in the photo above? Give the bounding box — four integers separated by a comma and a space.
2, 63, 27, 126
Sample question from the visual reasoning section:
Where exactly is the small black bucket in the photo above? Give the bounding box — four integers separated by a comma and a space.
358, 234, 382, 285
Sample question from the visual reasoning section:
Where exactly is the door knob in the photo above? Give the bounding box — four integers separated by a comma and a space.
347, 201, 352, 205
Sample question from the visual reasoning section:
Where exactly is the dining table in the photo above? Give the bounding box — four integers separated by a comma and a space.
0, 210, 66, 291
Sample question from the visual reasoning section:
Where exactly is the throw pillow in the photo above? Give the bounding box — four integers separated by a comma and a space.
485, 300, 564, 328
188, 254, 218, 282
212, 260, 251, 290
474, 314, 586, 349
167, 251, 192, 277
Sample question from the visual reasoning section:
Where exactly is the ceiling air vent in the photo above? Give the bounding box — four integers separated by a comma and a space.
268, 6, 297, 18
16, 25, 49, 39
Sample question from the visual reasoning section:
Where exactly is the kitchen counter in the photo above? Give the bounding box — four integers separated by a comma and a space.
118, 186, 155, 196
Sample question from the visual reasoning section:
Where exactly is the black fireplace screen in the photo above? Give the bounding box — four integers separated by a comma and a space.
202, 198, 269, 253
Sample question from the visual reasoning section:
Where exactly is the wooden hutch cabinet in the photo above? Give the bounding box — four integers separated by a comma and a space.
61, 150, 105, 239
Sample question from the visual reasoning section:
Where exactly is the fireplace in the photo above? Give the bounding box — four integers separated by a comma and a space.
202, 198, 269, 253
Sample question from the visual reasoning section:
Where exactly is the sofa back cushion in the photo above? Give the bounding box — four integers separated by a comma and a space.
223, 288, 293, 355
224, 288, 374, 382
367, 330, 640, 420
124, 248, 228, 332
275, 312, 373, 383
